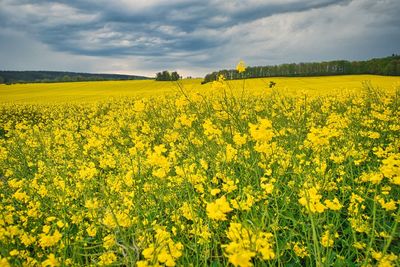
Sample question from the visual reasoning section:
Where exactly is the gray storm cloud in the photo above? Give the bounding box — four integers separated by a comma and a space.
0, 0, 399, 76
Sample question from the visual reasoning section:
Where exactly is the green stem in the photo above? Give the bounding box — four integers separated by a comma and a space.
309, 214, 322, 267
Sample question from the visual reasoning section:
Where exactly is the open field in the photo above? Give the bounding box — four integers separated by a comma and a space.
0, 75, 399, 266
1, 75, 400, 103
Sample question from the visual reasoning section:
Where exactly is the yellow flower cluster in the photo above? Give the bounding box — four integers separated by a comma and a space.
320, 230, 339, 248
298, 186, 327, 213
223, 223, 275, 267
206, 196, 233, 221
236, 60, 247, 73
137, 228, 183, 267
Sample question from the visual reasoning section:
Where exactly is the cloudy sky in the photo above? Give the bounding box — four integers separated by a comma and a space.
0, 0, 399, 77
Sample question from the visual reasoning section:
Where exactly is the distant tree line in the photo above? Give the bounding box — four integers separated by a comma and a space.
0, 71, 151, 84
202, 55, 400, 83
155, 71, 180, 81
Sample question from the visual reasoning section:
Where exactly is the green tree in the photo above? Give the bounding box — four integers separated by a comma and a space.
162, 71, 170, 81
156, 70, 181, 81
171, 71, 180, 81
156, 72, 162, 80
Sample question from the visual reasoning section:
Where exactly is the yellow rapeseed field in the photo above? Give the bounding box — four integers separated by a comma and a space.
0, 71, 399, 266
1, 75, 399, 103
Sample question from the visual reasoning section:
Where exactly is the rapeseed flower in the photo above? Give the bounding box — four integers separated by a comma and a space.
41, 254, 59, 267
298, 187, 326, 213
98, 252, 117, 266
236, 60, 246, 73
206, 196, 233, 221
39, 230, 62, 248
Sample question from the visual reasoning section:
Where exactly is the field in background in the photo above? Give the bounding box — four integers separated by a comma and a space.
1, 75, 400, 103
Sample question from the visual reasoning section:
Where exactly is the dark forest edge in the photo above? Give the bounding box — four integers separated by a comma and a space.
0, 71, 151, 85
202, 55, 400, 84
